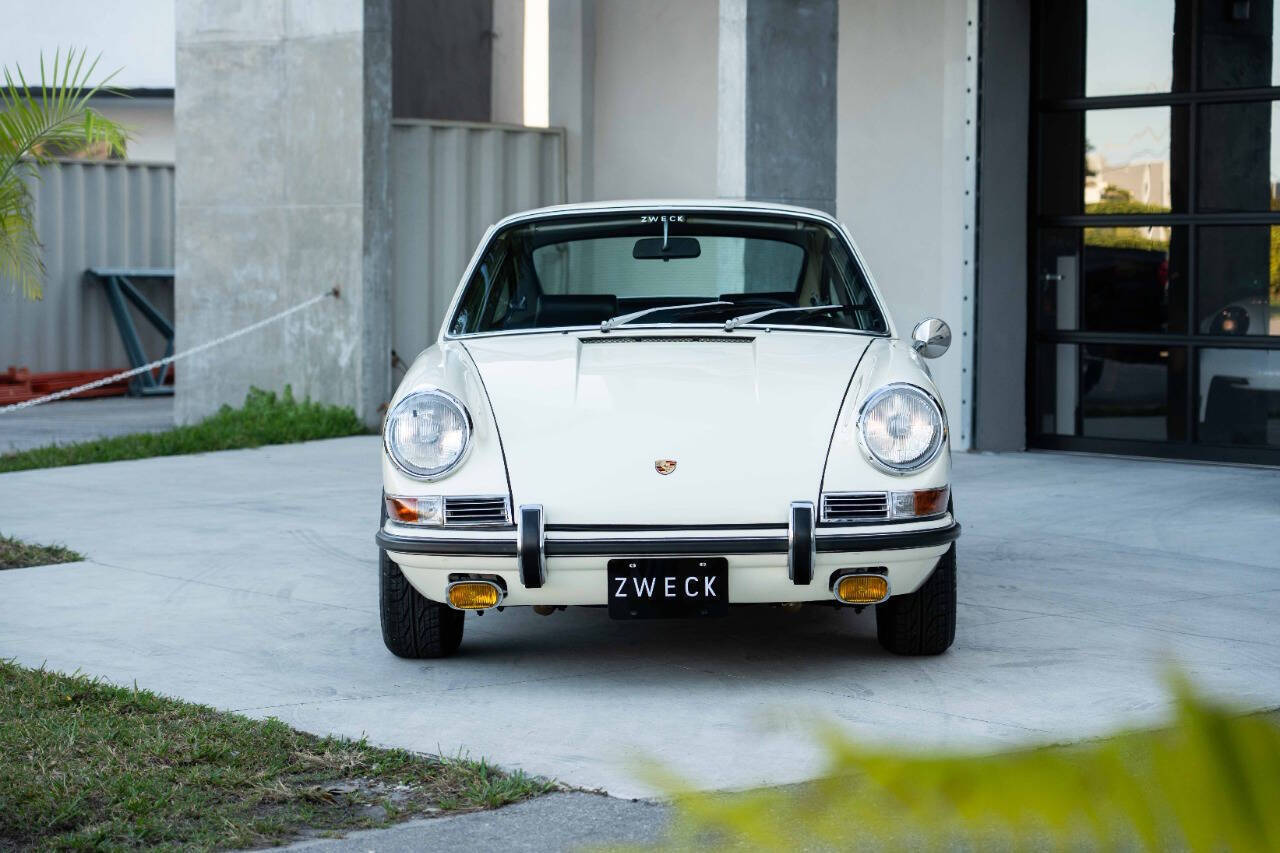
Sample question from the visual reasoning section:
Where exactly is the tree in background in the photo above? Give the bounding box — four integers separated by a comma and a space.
1, 49, 127, 300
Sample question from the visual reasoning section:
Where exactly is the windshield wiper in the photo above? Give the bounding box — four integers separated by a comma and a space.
723, 304, 843, 331
600, 300, 732, 333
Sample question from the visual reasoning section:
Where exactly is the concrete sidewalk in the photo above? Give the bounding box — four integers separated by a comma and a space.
1, 396, 174, 453
0, 437, 1277, 804
284, 793, 668, 852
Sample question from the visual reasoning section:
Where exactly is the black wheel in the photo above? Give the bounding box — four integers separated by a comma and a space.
379, 502, 464, 658
875, 544, 956, 655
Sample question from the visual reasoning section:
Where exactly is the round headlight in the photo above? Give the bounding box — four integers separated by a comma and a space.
857, 383, 946, 473
384, 390, 472, 479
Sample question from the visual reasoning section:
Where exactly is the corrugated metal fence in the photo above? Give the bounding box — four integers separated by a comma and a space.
2, 124, 560, 381
0, 160, 175, 373
390, 120, 566, 368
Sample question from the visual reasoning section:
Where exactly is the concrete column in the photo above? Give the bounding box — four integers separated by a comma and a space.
491, 0, 525, 125
549, 0, 595, 202
742, 0, 839, 213
174, 0, 392, 428
973, 0, 1029, 451
717, 0, 747, 200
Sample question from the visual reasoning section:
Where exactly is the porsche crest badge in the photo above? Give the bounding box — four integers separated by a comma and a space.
654, 459, 677, 475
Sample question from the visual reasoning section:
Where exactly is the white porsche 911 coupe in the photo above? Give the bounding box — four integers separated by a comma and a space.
377, 201, 960, 658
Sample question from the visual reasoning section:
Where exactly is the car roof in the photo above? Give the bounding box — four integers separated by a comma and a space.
491, 199, 842, 229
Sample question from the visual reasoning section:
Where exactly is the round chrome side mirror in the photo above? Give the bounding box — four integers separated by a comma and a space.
911, 318, 951, 359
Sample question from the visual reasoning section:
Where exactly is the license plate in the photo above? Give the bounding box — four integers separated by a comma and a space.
607, 557, 729, 619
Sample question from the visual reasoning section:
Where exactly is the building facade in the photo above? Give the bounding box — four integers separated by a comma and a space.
541, 0, 1280, 466
19, 0, 1262, 465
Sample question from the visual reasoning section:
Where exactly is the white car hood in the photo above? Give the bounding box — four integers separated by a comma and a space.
462, 331, 873, 525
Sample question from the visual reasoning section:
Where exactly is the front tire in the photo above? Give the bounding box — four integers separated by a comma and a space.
379, 543, 464, 659
875, 544, 956, 655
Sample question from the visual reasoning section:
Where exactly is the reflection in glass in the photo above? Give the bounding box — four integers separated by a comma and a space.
1198, 101, 1280, 212
1084, 107, 1172, 213
1198, 349, 1280, 447
1086, 0, 1176, 96
1197, 226, 1280, 337
1037, 227, 1184, 334
1036, 344, 1185, 441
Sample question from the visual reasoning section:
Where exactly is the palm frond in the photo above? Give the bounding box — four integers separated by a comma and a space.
0, 178, 42, 299
652, 677, 1280, 852
0, 48, 128, 299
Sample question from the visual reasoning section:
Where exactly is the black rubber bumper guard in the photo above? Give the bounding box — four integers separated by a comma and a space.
516, 504, 546, 589
788, 501, 816, 585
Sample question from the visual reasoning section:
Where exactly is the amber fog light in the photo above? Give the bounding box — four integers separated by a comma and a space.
446, 580, 502, 610
834, 574, 890, 605
889, 485, 949, 519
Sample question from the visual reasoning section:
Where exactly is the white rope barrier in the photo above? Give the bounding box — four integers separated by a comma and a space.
0, 287, 340, 415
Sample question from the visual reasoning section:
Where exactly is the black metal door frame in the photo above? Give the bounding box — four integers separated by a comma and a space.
1028, 0, 1280, 466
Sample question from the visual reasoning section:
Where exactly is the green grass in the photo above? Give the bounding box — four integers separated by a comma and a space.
0, 533, 82, 569
0, 387, 367, 474
0, 661, 554, 850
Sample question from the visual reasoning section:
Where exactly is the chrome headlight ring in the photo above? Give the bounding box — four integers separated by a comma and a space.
855, 383, 948, 475
383, 388, 474, 480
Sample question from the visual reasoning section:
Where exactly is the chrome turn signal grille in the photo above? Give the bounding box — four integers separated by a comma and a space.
443, 496, 511, 526
820, 492, 889, 523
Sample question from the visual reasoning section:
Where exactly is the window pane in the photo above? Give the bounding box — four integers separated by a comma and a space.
1086, 0, 1176, 96
1198, 349, 1280, 447
1036, 0, 1182, 99
1039, 107, 1185, 217
1197, 101, 1280, 212
1198, 0, 1280, 90
1035, 343, 1186, 441
1197, 226, 1280, 336
1085, 107, 1174, 213
1036, 227, 1186, 333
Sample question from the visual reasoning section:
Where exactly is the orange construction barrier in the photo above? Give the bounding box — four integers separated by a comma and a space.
0, 366, 135, 404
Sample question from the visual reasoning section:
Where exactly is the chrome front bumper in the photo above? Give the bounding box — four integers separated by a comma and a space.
376, 515, 959, 607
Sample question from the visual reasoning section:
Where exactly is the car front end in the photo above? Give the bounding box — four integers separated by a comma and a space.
377, 201, 960, 657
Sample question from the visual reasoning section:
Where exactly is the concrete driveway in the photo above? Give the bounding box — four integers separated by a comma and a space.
0, 437, 1277, 798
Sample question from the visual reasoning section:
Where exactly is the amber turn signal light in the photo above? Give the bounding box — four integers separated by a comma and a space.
386, 497, 419, 523
446, 581, 502, 610
385, 496, 444, 525
912, 486, 950, 518
889, 485, 950, 519
834, 574, 889, 605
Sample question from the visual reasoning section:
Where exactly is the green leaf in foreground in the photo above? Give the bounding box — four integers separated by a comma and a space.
0, 660, 553, 850
651, 677, 1280, 852
0, 385, 367, 473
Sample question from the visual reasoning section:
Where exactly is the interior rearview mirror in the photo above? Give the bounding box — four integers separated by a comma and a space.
633, 237, 701, 260
911, 318, 951, 359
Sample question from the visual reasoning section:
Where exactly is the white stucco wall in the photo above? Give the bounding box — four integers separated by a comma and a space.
836, 0, 970, 445
590, 0, 719, 200
94, 99, 176, 163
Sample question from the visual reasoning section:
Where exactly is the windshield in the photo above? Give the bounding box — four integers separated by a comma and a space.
447, 211, 888, 336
